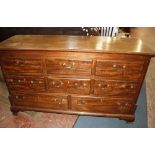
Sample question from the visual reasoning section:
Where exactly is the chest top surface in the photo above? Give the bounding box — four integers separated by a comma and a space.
0, 35, 155, 56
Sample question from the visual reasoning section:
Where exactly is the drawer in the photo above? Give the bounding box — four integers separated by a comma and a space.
71, 96, 136, 115
2, 58, 43, 75
6, 76, 46, 94
47, 77, 90, 95
46, 59, 92, 75
9, 94, 68, 110
94, 80, 138, 97
95, 60, 144, 80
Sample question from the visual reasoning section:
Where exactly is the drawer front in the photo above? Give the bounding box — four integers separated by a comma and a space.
94, 80, 138, 97
47, 77, 90, 95
6, 76, 46, 93
10, 94, 68, 110
46, 59, 92, 75
2, 58, 43, 75
95, 60, 144, 80
71, 97, 136, 114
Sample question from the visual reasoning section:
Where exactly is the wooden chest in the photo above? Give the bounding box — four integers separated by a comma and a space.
0, 35, 155, 122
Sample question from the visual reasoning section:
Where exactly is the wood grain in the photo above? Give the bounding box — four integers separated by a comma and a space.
0, 35, 154, 122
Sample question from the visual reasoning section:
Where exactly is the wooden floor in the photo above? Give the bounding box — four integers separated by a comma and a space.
0, 28, 155, 127
131, 28, 155, 128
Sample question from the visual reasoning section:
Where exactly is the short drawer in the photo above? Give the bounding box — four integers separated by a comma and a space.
95, 60, 144, 81
94, 80, 138, 97
46, 59, 92, 75
2, 58, 43, 75
47, 77, 90, 95
71, 96, 136, 115
9, 94, 68, 110
6, 76, 46, 94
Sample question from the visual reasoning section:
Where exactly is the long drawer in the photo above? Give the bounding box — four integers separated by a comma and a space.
9, 94, 68, 110
2, 58, 43, 75
71, 96, 136, 115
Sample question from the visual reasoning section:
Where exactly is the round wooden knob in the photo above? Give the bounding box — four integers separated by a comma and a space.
30, 81, 34, 84
18, 80, 21, 83
39, 81, 42, 84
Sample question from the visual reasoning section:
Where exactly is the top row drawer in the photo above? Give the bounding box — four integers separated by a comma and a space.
2, 58, 44, 75
46, 59, 91, 75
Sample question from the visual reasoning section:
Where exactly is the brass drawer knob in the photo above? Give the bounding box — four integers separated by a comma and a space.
74, 83, 78, 86
117, 102, 121, 106
106, 84, 110, 87
130, 85, 134, 88
52, 81, 55, 85
125, 103, 128, 106
18, 80, 21, 83
83, 83, 87, 87
123, 65, 126, 69
39, 81, 42, 84
98, 83, 102, 87
16, 60, 20, 64
15, 96, 19, 99
30, 81, 34, 84
122, 84, 126, 88
62, 62, 73, 69
61, 99, 65, 104
62, 63, 66, 66
113, 64, 117, 68
9, 79, 13, 82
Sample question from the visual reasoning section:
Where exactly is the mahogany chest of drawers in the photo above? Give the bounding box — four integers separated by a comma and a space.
0, 35, 155, 122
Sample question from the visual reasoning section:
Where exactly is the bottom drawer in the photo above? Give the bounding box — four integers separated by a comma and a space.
71, 96, 136, 115
9, 94, 68, 110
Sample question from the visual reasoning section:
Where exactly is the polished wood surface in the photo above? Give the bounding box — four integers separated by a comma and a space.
0, 35, 155, 56
0, 35, 154, 122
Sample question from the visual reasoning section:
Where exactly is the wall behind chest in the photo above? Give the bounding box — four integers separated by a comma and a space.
0, 27, 86, 42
